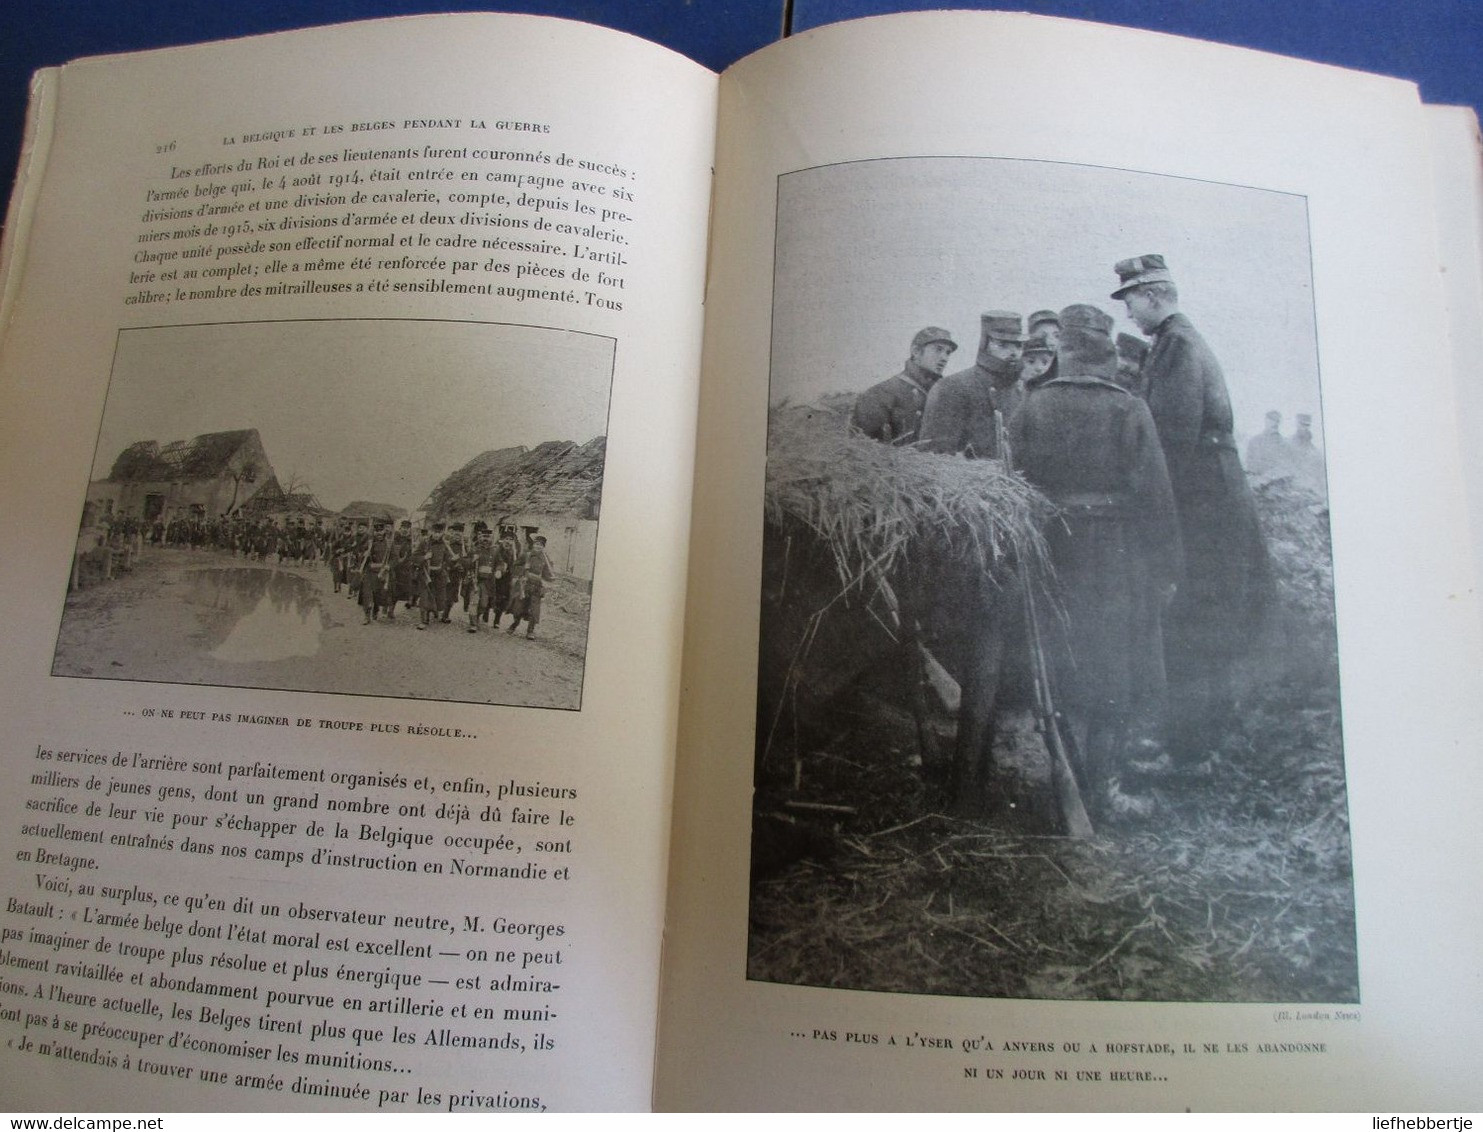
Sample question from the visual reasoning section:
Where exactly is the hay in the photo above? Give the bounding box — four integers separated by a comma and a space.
764, 404, 1054, 590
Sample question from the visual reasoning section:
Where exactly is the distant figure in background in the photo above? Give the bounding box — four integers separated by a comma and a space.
1289, 412, 1327, 496
1113, 253, 1272, 764
1245, 409, 1288, 475
919, 310, 1025, 459
850, 326, 958, 446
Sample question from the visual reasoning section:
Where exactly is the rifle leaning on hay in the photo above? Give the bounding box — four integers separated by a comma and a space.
994, 410, 1094, 838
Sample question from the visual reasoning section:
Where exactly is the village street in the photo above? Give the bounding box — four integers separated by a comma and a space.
51, 546, 591, 710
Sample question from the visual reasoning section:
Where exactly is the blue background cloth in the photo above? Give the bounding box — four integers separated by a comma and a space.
1, 2, 1478, 219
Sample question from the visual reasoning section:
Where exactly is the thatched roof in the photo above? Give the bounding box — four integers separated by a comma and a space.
340, 500, 407, 521
424, 437, 605, 521
108, 429, 261, 482
765, 404, 1052, 585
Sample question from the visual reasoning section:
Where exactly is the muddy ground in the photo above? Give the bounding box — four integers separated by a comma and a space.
51, 547, 591, 710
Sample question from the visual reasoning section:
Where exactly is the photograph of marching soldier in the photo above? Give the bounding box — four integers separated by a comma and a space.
55, 319, 613, 711
750, 156, 1354, 1003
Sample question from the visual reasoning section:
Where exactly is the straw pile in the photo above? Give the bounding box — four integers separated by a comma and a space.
764, 404, 1053, 590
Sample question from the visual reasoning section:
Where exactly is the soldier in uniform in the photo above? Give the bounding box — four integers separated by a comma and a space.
1021, 332, 1057, 390
919, 311, 1026, 459
385, 519, 414, 621
1027, 309, 1060, 349
1244, 410, 1287, 474
492, 524, 520, 628
345, 519, 369, 597
850, 326, 957, 445
467, 522, 498, 632
358, 518, 394, 624
506, 533, 556, 640
1008, 303, 1182, 819
1113, 254, 1272, 763
417, 521, 452, 630
443, 521, 468, 623
1289, 412, 1326, 495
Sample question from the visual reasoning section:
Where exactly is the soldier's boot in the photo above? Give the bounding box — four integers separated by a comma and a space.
525, 625, 536, 640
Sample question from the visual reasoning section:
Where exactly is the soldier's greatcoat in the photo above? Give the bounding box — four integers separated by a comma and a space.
918, 358, 1024, 459
1009, 373, 1181, 716
1140, 313, 1271, 669
850, 362, 939, 445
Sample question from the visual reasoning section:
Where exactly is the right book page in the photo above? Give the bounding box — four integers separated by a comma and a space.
659, 11, 1483, 1111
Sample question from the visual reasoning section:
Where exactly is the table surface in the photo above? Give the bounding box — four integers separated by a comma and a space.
2, 1, 1478, 222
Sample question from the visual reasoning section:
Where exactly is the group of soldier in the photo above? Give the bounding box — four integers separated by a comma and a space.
147, 513, 328, 561
79, 506, 561, 640
328, 517, 557, 639
850, 254, 1274, 821
1245, 409, 1326, 494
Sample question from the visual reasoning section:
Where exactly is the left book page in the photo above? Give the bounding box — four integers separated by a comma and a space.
0, 15, 717, 1111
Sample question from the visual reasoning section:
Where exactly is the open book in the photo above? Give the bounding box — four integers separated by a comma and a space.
1, 11, 1480, 1112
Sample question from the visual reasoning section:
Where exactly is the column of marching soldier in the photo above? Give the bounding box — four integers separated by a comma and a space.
119, 513, 557, 640
330, 519, 556, 639
850, 254, 1273, 821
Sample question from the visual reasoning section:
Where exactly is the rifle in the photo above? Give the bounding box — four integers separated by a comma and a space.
994, 409, 1094, 837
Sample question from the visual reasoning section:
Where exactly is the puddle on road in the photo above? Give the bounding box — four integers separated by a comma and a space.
184, 567, 327, 663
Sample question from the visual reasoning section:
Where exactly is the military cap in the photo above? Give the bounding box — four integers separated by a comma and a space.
1296, 413, 1313, 427
472, 520, 488, 533
399, 519, 411, 528
1027, 309, 1060, 331
1023, 333, 1055, 357
1059, 303, 1114, 335
532, 534, 548, 545
910, 326, 958, 352
355, 518, 369, 527
1116, 332, 1149, 364
1111, 253, 1174, 298
432, 521, 446, 531
372, 517, 388, 528
498, 525, 516, 536
1265, 409, 1282, 423
979, 310, 1025, 343
449, 521, 465, 532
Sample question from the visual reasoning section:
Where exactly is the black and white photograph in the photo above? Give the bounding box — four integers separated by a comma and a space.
55, 319, 612, 710
749, 158, 1355, 1002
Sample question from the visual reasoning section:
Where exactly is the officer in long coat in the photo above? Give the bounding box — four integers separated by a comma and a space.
1008, 303, 1182, 817
918, 310, 1026, 460
850, 326, 957, 445
1112, 254, 1272, 759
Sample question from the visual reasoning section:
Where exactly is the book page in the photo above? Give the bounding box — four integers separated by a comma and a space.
1426, 105, 1483, 604
0, 15, 716, 1111
660, 12, 1483, 1110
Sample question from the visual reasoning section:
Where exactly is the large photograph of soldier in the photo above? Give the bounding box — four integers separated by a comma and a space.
55, 319, 611, 710
749, 158, 1356, 1002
